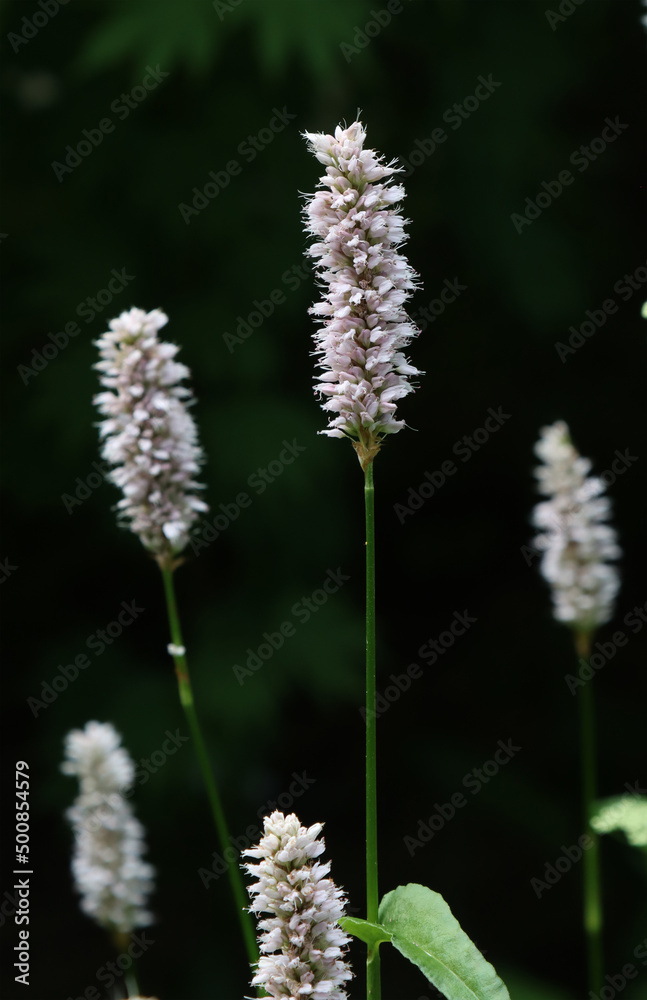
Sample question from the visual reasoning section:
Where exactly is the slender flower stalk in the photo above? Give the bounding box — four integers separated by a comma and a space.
61, 721, 154, 935
364, 459, 379, 999
575, 629, 603, 994
243, 811, 353, 999
160, 563, 257, 965
94, 308, 257, 966
304, 121, 421, 999
532, 420, 621, 995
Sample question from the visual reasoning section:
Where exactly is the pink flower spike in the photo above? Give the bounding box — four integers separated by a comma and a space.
532, 421, 621, 631
244, 811, 353, 999
94, 308, 208, 563
303, 120, 422, 469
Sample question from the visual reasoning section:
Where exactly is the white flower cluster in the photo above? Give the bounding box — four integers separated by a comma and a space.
62, 721, 155, 934
532, 421, 621, 631
244, 811, 352, 999
94, 307, 208, 560
303, 121, 420, 466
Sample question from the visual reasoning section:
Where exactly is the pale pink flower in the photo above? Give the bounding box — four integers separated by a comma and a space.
532, 421, 621, 631
244, 811, 352, 999
303, 120, 421, 468
62, 721, 154, 934
94, 307, 208, 562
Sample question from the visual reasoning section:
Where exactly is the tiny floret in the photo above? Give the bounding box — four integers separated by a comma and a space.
532, 421, 621, 632
303, 121, 421, 468
244, 811, 352, 999
94, 307, 208, 560
62, 721, 155, 934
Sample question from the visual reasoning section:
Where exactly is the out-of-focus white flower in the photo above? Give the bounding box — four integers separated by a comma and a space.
532, 421, 621, 632
303, 120, 421, 468
94, 307, 208, 561
62, 721, 154, 934
244, 811, 352, 999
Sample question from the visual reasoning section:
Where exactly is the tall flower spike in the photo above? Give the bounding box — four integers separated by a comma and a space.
303, 120, 421, 468
62, 721, 155, 934
532, 420, 621, 632
94, 307, 208, 563
244, 811, 353, 999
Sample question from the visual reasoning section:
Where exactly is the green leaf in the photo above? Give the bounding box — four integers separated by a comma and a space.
591, 795, 647, 848
340, 916, 392, 948
74, 0, 219, 79
379, 884, 510, 1000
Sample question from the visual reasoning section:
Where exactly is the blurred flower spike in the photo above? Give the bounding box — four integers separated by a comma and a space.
532, 420, 621, 633
94, 307, 208, 564
61, 721, 155, 935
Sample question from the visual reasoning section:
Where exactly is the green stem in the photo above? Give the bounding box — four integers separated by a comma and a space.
159, 562, 258, 969
113, 932, 139, 999
364, 462, 381, 1000
124, 970, 140, 1000
576, 630, 603, 995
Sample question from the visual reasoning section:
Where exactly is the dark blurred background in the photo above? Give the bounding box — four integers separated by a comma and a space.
1, 1, 646, 998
